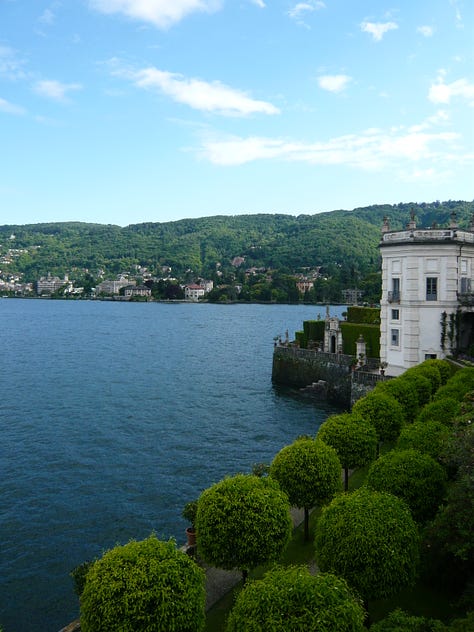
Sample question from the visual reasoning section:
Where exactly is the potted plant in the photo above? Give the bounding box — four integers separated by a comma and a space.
182, 500, 198, 548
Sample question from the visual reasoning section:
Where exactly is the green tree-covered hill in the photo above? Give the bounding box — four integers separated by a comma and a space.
1, 200, 472, 284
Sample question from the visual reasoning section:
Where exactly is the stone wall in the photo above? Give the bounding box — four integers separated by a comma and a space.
272, 346, 388, 408
272, 346, 354, 407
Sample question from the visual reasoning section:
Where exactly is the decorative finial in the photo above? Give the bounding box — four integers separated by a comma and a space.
381, 216, 390, 233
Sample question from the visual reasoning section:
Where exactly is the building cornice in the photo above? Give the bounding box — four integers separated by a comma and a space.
379, 228, 474, 248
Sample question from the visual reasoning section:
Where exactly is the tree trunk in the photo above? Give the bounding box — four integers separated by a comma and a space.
304, 507, 310, 542
344, 467, 349, 491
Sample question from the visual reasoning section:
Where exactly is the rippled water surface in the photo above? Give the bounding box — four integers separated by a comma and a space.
0, 299, 344, 631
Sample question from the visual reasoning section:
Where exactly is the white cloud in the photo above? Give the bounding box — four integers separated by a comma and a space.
0, 46, 26, 80
408, 110, 449, 132
196, 115, 464, 171
288, 1, 325, 26
89, 0, 221, 29
250, 0, 266, 7
417, 25, 434, 37
449, 0, 463, 28
317, 74, 351, 93
429, 74, 474, 105
120, 66, 279, 116
360, 21, 398, 41
0, 97, 26, 115
39, 9, 55, 25
34, 79, 82, 102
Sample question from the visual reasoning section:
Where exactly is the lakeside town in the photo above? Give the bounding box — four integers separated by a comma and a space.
0, 248, 360, 304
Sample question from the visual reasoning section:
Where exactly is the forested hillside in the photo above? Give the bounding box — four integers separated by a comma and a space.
1, 201, 472, 285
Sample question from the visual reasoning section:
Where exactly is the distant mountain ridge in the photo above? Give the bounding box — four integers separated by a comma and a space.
1, 200, 472, 282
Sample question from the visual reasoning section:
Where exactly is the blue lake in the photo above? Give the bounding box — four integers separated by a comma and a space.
0, 299, 345, 631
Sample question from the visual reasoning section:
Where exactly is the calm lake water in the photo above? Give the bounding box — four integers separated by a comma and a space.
0, 299, 344, 631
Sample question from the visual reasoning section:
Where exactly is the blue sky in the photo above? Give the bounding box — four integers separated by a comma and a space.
1, 1, 473, 227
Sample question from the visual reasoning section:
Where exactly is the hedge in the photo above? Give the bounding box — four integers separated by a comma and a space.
303, 320, 325, 344
340, 323, 380, 358
347, 306, 381, 325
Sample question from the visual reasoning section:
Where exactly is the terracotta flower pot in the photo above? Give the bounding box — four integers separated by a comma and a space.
186, 527, 197, 547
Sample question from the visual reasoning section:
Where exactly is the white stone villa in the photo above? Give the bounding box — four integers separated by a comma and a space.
184, 280, 214, 301
379, 211, 474, 376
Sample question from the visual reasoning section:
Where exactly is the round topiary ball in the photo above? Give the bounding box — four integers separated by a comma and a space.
80, 535, 206, 632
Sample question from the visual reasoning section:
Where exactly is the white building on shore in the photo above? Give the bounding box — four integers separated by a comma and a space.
379, 211, 474, 376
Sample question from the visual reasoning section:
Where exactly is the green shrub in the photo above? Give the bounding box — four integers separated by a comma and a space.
270, 438, 342, 510
416, 398, 462, 425
315, 488, 420, 602
352, 392, 404, 443
318, 413, 377, 490
399, 371, 433, 407
434, 368, 474, 402
303, 319, 325, 344
369, 608, 445, 631
182, 500, 198, 527
226, 567, 365, 632
455, 389, 474, 427
366, 449, 447, 523
341, 322, 380, 358
295, 330, 306, 348
427, 359, 455, 385
80, 535, 206, 632
415, 360, 443, 393
396, 420, 451, 462
447, 611, 474, 631
71, 560, 94, 597
375, 378, 419, 423
270, 438, 342, 540
422, 471, 474, 593
347, 305, 381, 324
197, 474, 292, 577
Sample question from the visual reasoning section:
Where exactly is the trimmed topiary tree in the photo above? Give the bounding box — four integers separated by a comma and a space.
269, 438, 342, 541
427, 359, 454, 385
366, 448, 447, 523
318, 413, 377, 490
226, 566, 366, 632
314, 488, 420, 608
375, 377, 419, 423
80, 535, 206, 632
399, 370, 433, 408
415, 397, 462, 425
423, 424, 474, 591
414, 360, 443, 394
396, 420, 451, 462
351, 392, 404, 450
196, 474, 292, 581
434, 368, 474, 402
423, 471, 474, 594
369, 608, 445, 631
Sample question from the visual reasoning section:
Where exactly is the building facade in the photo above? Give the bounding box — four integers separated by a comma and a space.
184, 284, 206, 301
96, 277, 134, 295
123, 285, 151, 298
35, 274, 70, 295
379, 212, 474, 376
